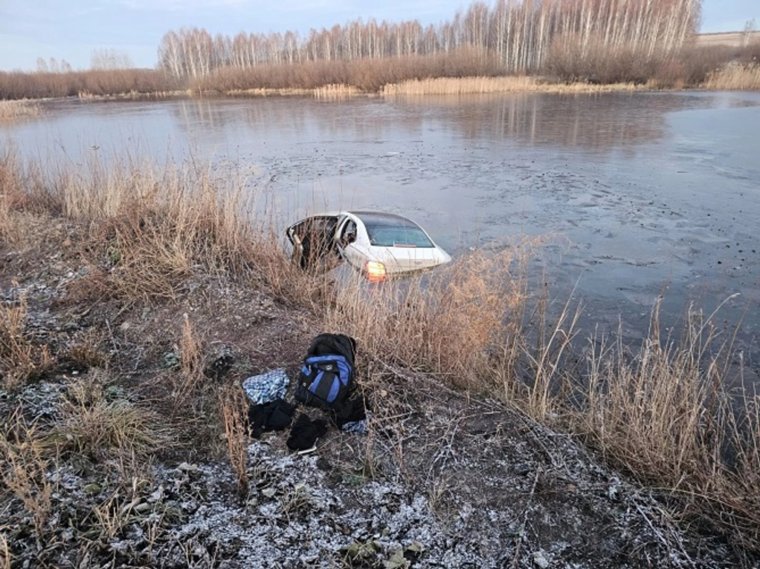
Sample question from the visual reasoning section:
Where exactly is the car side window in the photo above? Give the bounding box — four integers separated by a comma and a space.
341, 220, 357, 245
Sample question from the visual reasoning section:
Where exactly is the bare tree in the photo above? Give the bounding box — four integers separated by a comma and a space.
155, 0, 701, 79
91, 49, 134, 70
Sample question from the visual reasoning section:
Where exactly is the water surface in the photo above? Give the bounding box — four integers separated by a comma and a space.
3, 92, 759, 359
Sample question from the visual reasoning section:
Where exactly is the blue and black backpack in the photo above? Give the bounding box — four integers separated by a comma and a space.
295, 333, 357, 409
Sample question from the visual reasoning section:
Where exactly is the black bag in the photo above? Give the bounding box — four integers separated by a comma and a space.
295, 334, 357, 409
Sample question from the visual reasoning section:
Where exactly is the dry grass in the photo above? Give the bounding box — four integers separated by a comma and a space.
169, 313, 205, 405
382, 76, 642, 96
578, 305, 725, 485
711, 395, 760, 550
571, 300, 760, 549
0, 100, 40, 121
0, 150, 26, 244
324, 246, 535, 392
39, 155, 307, 303
0, 410, 55, 538
704, 63, 760, 90
325, 253, 760, 551
219, 384, 249, 499
91, 489, 138, 541
314, 84, 359, 100
0, 295, 53, 390
53, 373, 171, 464
0, 532, 9, 569
62, 329, 110, 371
226, 87, 320, 97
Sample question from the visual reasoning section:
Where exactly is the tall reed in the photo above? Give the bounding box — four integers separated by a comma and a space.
323, 246, 535, 392
704, 63, 760, 90
0, 100, 40, 121
381, 76, 642, 96
324, 245, 760, 551
574, 300, 760, 549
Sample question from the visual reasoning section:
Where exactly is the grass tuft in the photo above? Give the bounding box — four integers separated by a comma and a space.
54, 373, 171, 464
0, 410, 54, 538
173, 313, 205, 403
219, 384, 249, 499
0, 295, 53, 389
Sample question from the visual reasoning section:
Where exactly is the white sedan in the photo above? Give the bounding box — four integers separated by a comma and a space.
286, 211, 452, 281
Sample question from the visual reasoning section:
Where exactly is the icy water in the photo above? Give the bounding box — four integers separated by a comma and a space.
3, 92, 760, 357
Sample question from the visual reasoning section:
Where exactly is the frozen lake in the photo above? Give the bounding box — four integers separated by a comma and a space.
3, 91, 759, 358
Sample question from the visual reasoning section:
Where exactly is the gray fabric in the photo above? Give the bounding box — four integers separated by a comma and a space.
341, 413, 370, 435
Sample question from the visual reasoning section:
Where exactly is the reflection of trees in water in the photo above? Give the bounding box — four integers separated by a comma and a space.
169, 93, 720, 154
172, 97, 426, 143
397, 93, 715, 152
172, 99, 234, 132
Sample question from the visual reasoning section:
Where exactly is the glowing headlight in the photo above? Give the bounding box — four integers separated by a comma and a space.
364, 260, 387, 282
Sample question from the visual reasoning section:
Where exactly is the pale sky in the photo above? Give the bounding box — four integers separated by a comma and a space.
0, 0, 758, 71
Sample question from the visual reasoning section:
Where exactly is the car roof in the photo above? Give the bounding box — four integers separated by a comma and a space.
347, 211, 420, 228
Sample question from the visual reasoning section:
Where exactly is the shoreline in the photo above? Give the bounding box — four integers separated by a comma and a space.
6, 73, 758, 109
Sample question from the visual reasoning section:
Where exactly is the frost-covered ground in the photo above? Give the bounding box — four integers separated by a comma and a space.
1, 374, 746, 568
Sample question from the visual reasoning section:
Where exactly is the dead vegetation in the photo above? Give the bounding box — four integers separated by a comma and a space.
0, 411, 55, 538
0, 68, 176, 100
0, 295, 53, 389
381, 76, 642, 96
219, 384, 250, 499
0, 100, 40, 121
704, 63, 760, 90
0, 153, 758, 564
324, 246, 760, 554
53, 373, 171, 464
192, 49, 504, 94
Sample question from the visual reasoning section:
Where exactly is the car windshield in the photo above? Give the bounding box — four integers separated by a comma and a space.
361, 215, 435, 247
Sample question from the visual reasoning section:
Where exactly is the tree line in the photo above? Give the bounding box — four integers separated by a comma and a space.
158, 0, 701, 79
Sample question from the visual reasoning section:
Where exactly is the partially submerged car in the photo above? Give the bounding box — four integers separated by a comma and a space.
286, 211, 452, 281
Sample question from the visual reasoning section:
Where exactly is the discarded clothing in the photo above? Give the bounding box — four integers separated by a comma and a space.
341, 416, 369, 435
248, 400, 295, 438
330, 395, 368, 428
287, 414, 328, 451
203, 346, 235, 380
242, 369, 289, 405
306, 333, 357, 368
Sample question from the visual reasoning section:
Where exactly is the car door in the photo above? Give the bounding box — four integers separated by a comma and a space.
286, 215, 340, 269
334, 216, 366, 271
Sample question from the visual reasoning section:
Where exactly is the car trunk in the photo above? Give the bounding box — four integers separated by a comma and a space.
382, 246, 444, 274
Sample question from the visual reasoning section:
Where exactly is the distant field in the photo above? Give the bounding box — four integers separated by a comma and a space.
696, 30, 760, 47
